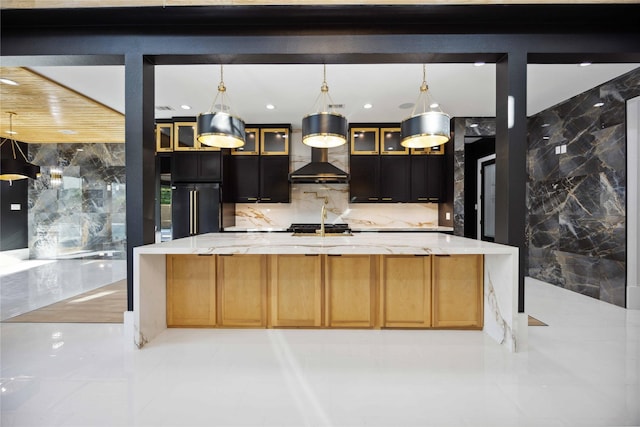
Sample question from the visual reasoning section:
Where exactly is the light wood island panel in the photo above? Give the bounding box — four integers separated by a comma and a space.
270, 254, 323, 327
432, 254, 484, 328
166, 253, 483, 330
217, 254, 268, 327
325, 255, 377, 328
166, 254, 216, 327
381, 255, 431, 328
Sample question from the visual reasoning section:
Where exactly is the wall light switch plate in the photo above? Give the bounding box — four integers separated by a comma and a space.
555, 146, 561, 155
10, 204, 21, 211
561, 144, 567, 154
445, 212, 451, 220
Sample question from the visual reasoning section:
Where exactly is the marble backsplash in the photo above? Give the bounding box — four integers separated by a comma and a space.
28, 143, 127, 259
234, 129, 441, 229
526, 67, 640, 307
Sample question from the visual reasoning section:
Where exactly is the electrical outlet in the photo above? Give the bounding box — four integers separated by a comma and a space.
445, 212, 451, 220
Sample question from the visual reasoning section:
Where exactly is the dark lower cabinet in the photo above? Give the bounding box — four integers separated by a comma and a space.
380, 156, 410, 202
260, 156, 290, 203
172, 183, 221, 239
410, 155, 444, 202
229, 155, 290, 203
350, 155, 408, 202
229, 156, 260, 202
172, 152, 222, 182
349, 156, 380, 202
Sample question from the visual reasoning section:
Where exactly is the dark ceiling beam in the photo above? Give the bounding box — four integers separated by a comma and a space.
2, 5, 640, 35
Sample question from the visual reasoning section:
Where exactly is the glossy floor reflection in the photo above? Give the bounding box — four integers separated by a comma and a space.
0, 259, 127, 321
1, 278, 639, 427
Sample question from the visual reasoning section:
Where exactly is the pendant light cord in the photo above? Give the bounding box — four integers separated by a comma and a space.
207, 64, 236, 116
308, 64, 337, 114
0, 112, 29, 162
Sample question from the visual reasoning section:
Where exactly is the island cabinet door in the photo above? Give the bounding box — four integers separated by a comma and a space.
166, 255, 216, 327
325, 255, 377, 328
217, 254, 268, 327
432, 254, 484, 328
269, 255, 323, 327
381, 255, 432, 328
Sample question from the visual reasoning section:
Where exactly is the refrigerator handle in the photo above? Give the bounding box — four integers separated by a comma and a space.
194, 190, 198, 235
189, 190, 194, 235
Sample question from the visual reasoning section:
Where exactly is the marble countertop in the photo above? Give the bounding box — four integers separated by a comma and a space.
135, 232, 516, 256
223, 226, 454, 232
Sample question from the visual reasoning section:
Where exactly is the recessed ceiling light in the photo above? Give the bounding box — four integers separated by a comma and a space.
0, 78, 19, 86
6, 130, 17, 135
474, 61, 486, 67
363, 103, 373, 109
399, 102, 414, 110
593, 102, 605, 107
579, 62, 592, 67
180, 105, 191, 110
59, 129, 77, 135
470, 123, 479, 128
266, 104, 275, 110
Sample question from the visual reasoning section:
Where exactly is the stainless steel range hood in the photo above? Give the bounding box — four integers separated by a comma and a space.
288, 148, 349, 184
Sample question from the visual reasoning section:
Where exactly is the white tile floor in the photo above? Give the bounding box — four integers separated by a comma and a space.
1, 276, 639, 426
0, 259, 127, 321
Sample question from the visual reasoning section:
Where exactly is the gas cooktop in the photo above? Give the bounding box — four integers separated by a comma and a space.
287, 223, 351, 234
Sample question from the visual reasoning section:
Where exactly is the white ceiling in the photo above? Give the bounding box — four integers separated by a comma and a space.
31, 63, 639, 127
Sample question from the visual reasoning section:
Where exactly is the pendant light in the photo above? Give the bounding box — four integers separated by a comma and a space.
302, 64, 348, 148
400, 64, 450, 148
0, 112, 40, 182
196, 65, 246, 149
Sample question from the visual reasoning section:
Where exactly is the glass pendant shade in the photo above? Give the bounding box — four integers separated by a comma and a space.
400, 111, 451, 148
302, 112, 348, 148
302, 65, 347, 148
197, 112, 245, 149
196, 65, 246, 149
401, 64, 451, 148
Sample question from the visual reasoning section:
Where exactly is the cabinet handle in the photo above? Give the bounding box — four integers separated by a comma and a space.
247, 197, 258, 201
368, 197, 379, 201
382, 197, 392, 201
304, 254, 319, 257
328, 254, 342, 257
434, 254, 451, 257
413, 254, 430, 257
219, 254, 234, 257
197, 254, 213, 257
261, 197, 271, 201
418, 197, 429, 201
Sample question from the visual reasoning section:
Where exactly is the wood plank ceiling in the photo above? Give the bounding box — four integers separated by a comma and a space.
0, 67, 124, 144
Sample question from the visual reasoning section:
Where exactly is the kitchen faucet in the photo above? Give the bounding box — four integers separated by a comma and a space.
318, 203, 327, 237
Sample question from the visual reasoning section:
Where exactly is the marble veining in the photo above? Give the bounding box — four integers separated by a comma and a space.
28, 143, 126, 260
527, 67, 640, 307
133, 232, 521, 351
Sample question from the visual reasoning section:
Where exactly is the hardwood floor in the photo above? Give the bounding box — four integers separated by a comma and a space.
2, 280, 126, 323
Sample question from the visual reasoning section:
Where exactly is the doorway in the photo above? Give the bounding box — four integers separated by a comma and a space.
477, 154, 496, 242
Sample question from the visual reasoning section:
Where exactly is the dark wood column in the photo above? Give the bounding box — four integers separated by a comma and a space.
495, 52, 528, 313
125, 54, 156, 311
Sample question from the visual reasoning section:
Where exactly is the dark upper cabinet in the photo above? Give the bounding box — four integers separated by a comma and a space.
380, 156, 410, 202
349, 125, 409, 203
172, 151, 222, 183
410, 154, 444, 202
349, 156, 380, 202
260, 156, 290, 203
228, 125, 290, 203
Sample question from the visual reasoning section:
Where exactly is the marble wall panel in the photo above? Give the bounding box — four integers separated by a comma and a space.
527, 66, 640, 307
28, 142, 126, 259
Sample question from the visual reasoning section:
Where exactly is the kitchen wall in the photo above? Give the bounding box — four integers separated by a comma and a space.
28, 143, 126, 259
234, 129, 441, 229
527, 67, 640, 307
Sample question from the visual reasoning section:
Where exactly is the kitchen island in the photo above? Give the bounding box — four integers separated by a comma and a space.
131, 232, 525, 352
